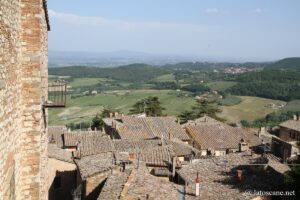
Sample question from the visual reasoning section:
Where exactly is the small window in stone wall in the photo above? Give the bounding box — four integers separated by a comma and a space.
54, 176, 61, 190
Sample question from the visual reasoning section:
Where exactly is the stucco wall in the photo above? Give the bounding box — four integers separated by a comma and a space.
48, 158, 76, 200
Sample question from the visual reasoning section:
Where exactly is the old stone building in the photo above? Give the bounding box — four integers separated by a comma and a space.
185, 116, 261, 156
0, 0, 50, 199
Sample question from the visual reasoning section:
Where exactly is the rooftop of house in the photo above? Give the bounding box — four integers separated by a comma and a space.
121, 163, 179, 200
48, 144, 73, 163
113, 138, 199, 157
280, 119, 300, 132
104, 116, 190, 141
186, 116, 261, 150
48, 125, 67, 148
97, 171, 130, 200
263, 153, 291, 174
78, 134, 115, 157
139, 145, 175, 167
63, 131, 106, 147
74, 152, 117, 179
177, 152, 289, 200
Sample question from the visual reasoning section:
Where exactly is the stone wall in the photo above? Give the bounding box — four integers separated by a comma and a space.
0, 0, 49, 199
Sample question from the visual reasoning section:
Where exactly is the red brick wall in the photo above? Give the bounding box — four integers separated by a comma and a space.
0, 0, 49, 199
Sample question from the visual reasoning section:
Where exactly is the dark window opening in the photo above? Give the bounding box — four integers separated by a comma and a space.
54, 177, 61, 190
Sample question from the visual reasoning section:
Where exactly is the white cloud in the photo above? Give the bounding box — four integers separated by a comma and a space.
204, 8, 219, 14
48, 10, 216, 31
48, 10, 220, 54
254, 8, 263, 14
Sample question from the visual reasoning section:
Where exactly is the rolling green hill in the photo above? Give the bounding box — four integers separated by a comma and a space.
267, 57, 300, 70
49, 63, 168, 82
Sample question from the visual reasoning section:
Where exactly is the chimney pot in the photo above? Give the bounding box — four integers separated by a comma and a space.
195, 172, 200, 196
237, 170, 243, 181
293, 115, 297, 121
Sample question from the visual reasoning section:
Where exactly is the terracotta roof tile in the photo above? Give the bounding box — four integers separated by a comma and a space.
48, 144, 73, 163
280, 120, 300, 132
74, 152, 117, 179
105, 116, 190, 141
63, 131, 106, 147
178, 153, 286, 200
97, 171, 130, 200
186, 117, 261, 150
48, 126, 66, 147
122, 163, 178, 200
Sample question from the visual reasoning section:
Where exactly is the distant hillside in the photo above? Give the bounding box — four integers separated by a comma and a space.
49, 64, 169, 82
162, 61, 270, 70
266, 57, 300, 70
48, 50, 201, 67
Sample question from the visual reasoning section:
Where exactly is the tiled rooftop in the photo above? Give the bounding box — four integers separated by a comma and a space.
105, 116, 190, 141
280, 119, 300, 132
186, 116, 261, 150
122, 163, 178, 200
139, 145, 175, 167
97, 171, 130, 200
113, 138, 199, 157
74, 152, 117, 179
63, 131, 106, 147
48, 125, 66, 147
79, 134, 115, 157
177, 153, 288, 200
48, 144, 73, 163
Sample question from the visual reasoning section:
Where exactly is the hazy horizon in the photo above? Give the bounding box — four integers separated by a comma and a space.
48, 0, 300, 62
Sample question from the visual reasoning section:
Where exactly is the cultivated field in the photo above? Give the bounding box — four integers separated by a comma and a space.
217, 96, 286, 123
48, 89, 196, 125
207, 81, 237, 91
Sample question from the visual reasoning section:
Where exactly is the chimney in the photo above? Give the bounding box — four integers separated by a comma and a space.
129, 153, 135, 160
115, 112, 119, 118
195, 172, 200, 196
236, 169, 243, 181
112, 121, 116, 129
239, 139, 249, 152
172, 156, 177, 178
293, 115, 297, 121
258, 127, 266, 138
76, 141, 81, 158
177, 118, 180, 124
109, 112, 113, 118
49, 134, 56, 144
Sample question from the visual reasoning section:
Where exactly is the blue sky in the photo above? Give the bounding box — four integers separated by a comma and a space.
48, 0, 300, 61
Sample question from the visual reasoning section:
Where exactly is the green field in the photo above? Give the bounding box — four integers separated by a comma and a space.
207, 81, 237, 91
152, 73, 175, 82
218, 95, 242, 106
281, 100, 300, 112
49, 89, 196, 125
217, 96, 286, 123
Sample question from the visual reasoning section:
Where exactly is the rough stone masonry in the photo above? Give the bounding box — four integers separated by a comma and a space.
0, 0, 50, 199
